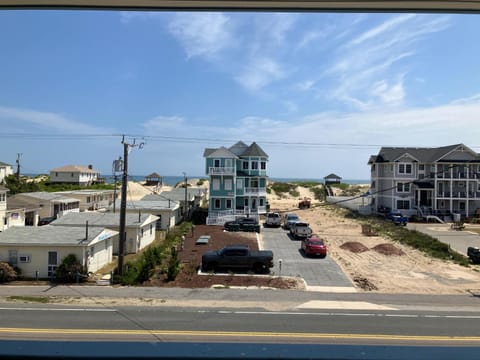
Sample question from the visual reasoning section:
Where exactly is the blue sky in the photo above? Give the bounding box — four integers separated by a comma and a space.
0, 10, 479, 179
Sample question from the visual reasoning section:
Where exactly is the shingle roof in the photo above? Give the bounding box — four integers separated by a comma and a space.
0, 226, 111, 246
0, 185, 8, 192
50, 212, 156, 228
110, 200, 179, 211
324, 173, 342, 179
15, 192, 79, 203
157, 188, 206, 202
229, 141, 249, 156
370, 144, 480, 163
0, 161, 12, 167
50, 165, 99, 173
241, 142, 268, 158
203, 146, 238, 159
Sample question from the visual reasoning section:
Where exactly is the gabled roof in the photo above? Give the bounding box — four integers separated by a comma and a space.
203, 146, 238, 159
50, 212, 157, 228
13, 192, 79, 203
0, 226, 112, 246
229, 141, 249, 156
370, 144, 480, 163
241, 142, 268, 158
0, 185, 8, 192
0, 161, 12, 167
50, 165, 99, 173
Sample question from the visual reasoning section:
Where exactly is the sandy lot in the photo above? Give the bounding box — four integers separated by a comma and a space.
268, 186, 480, 295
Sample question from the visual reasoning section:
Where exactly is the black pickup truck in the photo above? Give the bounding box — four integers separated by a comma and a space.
201, 245, 274, 273
224, 217, 261, 233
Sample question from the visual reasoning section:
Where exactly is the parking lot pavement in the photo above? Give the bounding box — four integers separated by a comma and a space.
407, 223, 480, 256
260, 226, 355, 291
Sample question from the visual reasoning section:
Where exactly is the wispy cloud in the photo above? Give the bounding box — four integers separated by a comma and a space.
0, 105, 111, 134
235, 57, 286, 92
167, 13, 234, 59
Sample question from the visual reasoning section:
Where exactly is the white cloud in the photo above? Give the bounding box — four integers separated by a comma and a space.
143, 116, 185, 130
0, 105, 110, 134
235, 57, 286, 91
371, 78, 405, 105
167, 13, 234, 59
295, 80, 315, 92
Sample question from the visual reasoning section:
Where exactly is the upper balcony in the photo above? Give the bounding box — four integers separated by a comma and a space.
208, 167, 235, 176
244, 187, 267, 196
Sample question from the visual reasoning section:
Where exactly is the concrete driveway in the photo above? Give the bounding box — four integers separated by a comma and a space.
259, 226, 355, 292
407, 223, 480, 256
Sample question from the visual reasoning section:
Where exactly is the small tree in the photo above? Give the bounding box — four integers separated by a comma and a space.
166, 246, 181, 281
55, 254, 88, 283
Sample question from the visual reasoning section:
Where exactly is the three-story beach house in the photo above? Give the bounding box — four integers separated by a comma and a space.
368, 144, 480, 221
204, 141, 269, 225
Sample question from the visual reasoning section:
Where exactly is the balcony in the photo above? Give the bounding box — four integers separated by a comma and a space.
208, 167, 235, 176
244, 187, 267, 196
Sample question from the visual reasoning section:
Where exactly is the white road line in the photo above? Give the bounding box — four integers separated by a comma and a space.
0, 307, 117, 312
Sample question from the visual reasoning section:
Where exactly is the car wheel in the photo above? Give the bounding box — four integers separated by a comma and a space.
204, 262, 217, 272
253, 263, 264, 274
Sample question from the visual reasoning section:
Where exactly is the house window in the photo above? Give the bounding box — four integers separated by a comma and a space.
242, 161, 249, 170
460, 202, 466, 210
251, 162, 258, 170
398, 163, 412, 174
226, 199, 232, 209
259, 199, 264, 206
0, 193, 5, 202
419, 164, 425, 171
260, 161, 266, 170
212, 179, 220, 191
397, 183, 410, 192
213, 159, 220, 167
214, 199, 221, 209
236, 179, 243, 189
397, 200, 410, 210
8, 250, 18, 265
150, 224, 153, 235
225, 179, 232, 191
244, 198, 249, 207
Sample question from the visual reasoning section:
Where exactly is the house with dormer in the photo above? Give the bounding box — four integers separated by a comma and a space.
203, 141, 268, 225
368, 144, 480, 220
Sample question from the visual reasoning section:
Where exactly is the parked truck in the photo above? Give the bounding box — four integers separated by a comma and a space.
264, 212, 281, 228
468, 247, 480, 264
224, 217, 261, 233
201, 245, 274, 273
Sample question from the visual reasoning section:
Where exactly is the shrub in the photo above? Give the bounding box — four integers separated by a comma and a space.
55, 254, 88, 283
0, 262, 17, 283
166, 247, 181, 281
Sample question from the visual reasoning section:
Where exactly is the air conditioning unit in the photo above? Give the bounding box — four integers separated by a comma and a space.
19, 255, 31, 263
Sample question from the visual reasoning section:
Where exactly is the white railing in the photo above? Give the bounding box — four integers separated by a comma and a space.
208, 167, 235, 175
244, 187, 267, 196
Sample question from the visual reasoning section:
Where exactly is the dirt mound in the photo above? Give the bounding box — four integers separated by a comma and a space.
353, 276, 378, 291
372, 244, 405, 256
340, 241, 369, 253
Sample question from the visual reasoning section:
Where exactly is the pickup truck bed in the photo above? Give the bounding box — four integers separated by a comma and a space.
201, 245, 274, 273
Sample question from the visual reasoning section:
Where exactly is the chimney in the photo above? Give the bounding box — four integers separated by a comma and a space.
88, 164, 93, 170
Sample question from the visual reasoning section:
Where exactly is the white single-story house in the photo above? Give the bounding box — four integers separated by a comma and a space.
0, 225, 117, 278
110, 200, 181, 230
49, 165, 100, 186
55, 189, 117, 211
50, 212, 159, 255
8, 192, 80, 222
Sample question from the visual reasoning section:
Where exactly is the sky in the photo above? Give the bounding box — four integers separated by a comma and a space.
0, 10, 479, 180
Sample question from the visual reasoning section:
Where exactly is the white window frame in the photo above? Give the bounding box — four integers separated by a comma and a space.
212, 178, 220, 191
397, 182, 410, 193
213, 199, 221, 209
224, 179, 232, 191
213, 159, 221, 167
397, 200, 410, 210
398, 163, 413, 175
251, 161, 258, 170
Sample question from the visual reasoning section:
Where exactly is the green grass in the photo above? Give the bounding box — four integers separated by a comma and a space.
7, 296, 50, 303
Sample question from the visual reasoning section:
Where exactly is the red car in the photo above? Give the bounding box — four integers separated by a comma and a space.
301, 235, 327, 258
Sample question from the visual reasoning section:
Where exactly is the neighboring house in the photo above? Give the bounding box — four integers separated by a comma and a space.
49, 165, 100, 185
0, 161, 13, 184
50, 212, 159, 255
6, 195, 40, 227
0, 226, 117, 278
368, 143, 480, 220
154, 188, 207, 217
109, 200, 181, 230
203, 141, 269, 225
324, 173, 342, 185
8, 192, 80, 222
55, 189, 117, 211
0, 186, 8, 231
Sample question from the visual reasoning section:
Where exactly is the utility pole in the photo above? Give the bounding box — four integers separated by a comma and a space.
117, 136, 144, 276
112, 157, 123, 214
16, 153, 22, 180
183, 172, 187, 221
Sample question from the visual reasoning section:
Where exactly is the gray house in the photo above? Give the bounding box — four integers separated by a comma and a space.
368, 143, 480, 220
50, 212, 159, 254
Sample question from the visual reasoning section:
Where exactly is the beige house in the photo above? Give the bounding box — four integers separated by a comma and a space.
0, 226, 117, 278
50, 165, 100, 185
8, 192, 80, 222
0, 186, 7, 231
55, 189, 117, 211
50, 212, 159, 254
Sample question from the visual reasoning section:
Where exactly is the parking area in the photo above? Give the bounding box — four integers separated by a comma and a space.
260, 226, 355, 292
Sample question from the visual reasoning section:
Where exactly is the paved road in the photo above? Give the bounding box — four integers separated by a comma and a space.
260, 226, 354, 290
407, 223, 480, 255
